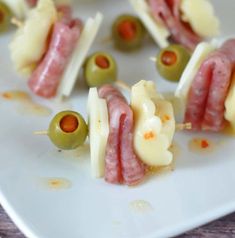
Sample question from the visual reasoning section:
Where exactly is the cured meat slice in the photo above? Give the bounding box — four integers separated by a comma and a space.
28, 18, 82, 98
99, 85, 145, 185
148, 0, 201, 50
26, 0, 37, 7
185, 39, 235, 131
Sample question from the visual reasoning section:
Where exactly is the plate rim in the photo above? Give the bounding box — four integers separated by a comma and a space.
1, 187, 235, 238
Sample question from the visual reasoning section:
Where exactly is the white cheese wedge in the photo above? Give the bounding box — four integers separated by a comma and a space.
181, 0, 219, 38
9, 0, 57, 75
57, 12, 103, 98
129, 0, 170, 48
225, 72, 235, 131
131, 80, 175, 166
175, 42, 216, 116
1, 0, 29, 19
87, 88, 109, 178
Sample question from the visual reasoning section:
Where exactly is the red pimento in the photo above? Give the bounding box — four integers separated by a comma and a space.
200, 139, 209, 149
60, 115, 79, 133
95, 55, 110, 69
161, 51, 177, 66
117, 20, 136, 41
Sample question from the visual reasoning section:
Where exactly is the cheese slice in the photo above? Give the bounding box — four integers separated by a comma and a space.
57, 12, 103, 98
180, 0, 220, 38
87, 87, 109, 178
9, 0, 57, 75
131, 80, 175, 166
129, 0, 170, 48
175, 42, 216, 116
2, 0, 29, 19
225, 72, 235, 131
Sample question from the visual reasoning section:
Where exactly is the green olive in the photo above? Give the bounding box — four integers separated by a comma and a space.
0, 3, 12, 34
112, 14, 145, 51
48, 111, 88, 150
84, 51, 117, 87
156, 44, 191, 82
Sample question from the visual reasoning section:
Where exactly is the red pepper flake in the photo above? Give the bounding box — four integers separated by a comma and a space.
200, 139, 209, 149
162, 114, 170, 123
144, 131, 155, 140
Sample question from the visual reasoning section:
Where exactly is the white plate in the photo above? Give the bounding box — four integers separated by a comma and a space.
1, 1, 235, 238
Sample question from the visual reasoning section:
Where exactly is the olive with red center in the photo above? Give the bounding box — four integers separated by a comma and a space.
48, 111, 88, 150
112, 14, 145, 51
0, 3, 12, 33
156, 44, 191, 82
84, 51, 117, 87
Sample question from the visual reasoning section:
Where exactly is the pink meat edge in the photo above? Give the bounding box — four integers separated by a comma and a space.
184, 59, 214, 130
27, 18, 82, 98
99, 85, 123, 184
201, 53, 233, 131
99, 85, 146, 186
147, 0, 201, 50
119, 112, 145, 186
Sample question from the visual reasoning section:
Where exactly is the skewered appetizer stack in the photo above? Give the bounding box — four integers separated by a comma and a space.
129, 0, 220, 50
0, 0, 71, 33
9, 0, 103, 98
13, 0, 234, 186
43, 80, 177, 186
175, 39, 235, 132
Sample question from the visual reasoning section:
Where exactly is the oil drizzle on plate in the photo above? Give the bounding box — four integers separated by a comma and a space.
1, 90, 51, 116
188, 137, 215, 154
222, 123, 235, 137
129, 200, 153, 213
41, 177, 72, 190
169, 141, 181, 160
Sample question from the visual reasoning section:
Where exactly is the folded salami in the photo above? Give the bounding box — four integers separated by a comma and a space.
98, 85, 146, 185
86, 81, 176, 185
175, 39, 235, 132
10, 0, 103, 98
129, 0, 220, 50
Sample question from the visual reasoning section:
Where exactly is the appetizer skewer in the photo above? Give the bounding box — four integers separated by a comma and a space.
175, 39, 235, 132
129, 0, 220, 50
35, 80, 191, 186
9, 0, 103, 98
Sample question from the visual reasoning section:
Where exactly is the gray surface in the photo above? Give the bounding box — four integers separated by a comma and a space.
0, 205, 235, 238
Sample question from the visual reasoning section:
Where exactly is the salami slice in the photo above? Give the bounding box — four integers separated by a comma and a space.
28, 18, 82, 98
185, 39, 235, 131
148, 0, 201, 50
99, 85, 145, 185
26, 0, 37, 7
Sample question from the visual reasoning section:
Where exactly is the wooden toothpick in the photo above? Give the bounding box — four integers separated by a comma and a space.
11, 17, 24, 28
33, 130, 48, 135
149, 56, 157, 63
176, 122, 192, 131
115, 80, 131, 91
